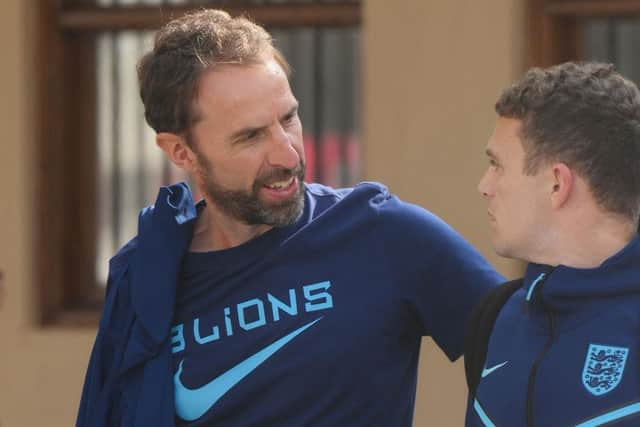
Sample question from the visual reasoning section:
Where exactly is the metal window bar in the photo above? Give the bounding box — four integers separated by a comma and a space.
584, 18, 640, 82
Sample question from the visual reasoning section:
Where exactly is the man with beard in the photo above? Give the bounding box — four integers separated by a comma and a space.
76, 9, 503, 427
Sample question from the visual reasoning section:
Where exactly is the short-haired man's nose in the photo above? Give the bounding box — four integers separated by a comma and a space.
478, 172, 492, 198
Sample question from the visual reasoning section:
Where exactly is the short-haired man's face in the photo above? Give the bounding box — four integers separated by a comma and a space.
478, 117, 552, 261
188, 58, 306, 227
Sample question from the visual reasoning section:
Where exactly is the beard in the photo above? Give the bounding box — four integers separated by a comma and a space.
195, 154, 306, 228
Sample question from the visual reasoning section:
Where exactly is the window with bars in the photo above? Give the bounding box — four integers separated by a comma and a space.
527, 0, 640, 75
584, 18, 640, 82
36, 0, 361, 325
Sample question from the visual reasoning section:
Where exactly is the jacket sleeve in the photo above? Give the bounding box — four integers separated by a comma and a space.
76, 253, 135, 427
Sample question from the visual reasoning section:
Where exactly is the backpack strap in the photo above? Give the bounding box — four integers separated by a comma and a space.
464, 279, 523, 398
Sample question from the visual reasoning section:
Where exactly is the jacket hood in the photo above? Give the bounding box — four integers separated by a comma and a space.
131, 182, 197, 346
524, 235, 640, 312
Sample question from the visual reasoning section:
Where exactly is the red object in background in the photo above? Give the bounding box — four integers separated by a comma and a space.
304, 132, 359, 187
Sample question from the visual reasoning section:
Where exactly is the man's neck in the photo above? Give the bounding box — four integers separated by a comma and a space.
190, 203, 272, 252
535, 214, 636, 269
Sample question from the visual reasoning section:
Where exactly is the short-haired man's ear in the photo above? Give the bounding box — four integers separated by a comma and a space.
550, 162, 574, 209
156, 132, 197, 172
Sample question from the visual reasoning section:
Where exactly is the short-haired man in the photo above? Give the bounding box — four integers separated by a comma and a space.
467, 62, 640, 426
76, 9, 502, 427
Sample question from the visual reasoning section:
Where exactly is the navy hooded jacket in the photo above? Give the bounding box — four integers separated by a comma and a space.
468, 236, 640, 427
76, 183, 197, 427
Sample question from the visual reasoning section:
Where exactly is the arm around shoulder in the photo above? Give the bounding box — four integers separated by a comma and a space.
376, 198, 504, 360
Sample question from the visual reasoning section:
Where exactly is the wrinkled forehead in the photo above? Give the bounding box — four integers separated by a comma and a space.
193, 59, 296, 128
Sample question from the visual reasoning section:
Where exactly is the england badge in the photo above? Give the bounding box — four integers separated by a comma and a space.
582, 343, 629, 396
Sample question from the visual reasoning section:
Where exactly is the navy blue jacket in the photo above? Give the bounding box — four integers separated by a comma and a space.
468, 236, 640, 427
76, 183, 197, 427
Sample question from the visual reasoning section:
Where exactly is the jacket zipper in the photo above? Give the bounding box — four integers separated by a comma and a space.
525, 270, 556, 427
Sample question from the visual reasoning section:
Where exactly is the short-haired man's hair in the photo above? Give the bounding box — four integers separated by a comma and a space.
138, 9, 290, 138
496, 61, 640, 222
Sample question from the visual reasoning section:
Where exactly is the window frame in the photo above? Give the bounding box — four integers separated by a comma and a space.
35, 0, 361, 327
527, 0, 640, 67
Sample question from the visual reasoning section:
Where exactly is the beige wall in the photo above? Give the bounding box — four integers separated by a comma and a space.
0, 3, 97, 426
363, 1, 525, 426
0, 1, 523, 426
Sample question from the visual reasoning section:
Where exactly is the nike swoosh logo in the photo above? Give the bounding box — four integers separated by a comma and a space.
481, 361, 508, 378
174, 317, 322, 421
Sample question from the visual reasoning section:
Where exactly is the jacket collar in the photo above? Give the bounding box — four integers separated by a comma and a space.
131, 182, 197, 346
523, 235, 640, 311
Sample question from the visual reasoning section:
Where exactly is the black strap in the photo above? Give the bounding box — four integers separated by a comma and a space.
464, 279, 523, 398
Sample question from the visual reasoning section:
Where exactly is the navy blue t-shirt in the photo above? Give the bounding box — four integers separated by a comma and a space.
170, 182, 502, 426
